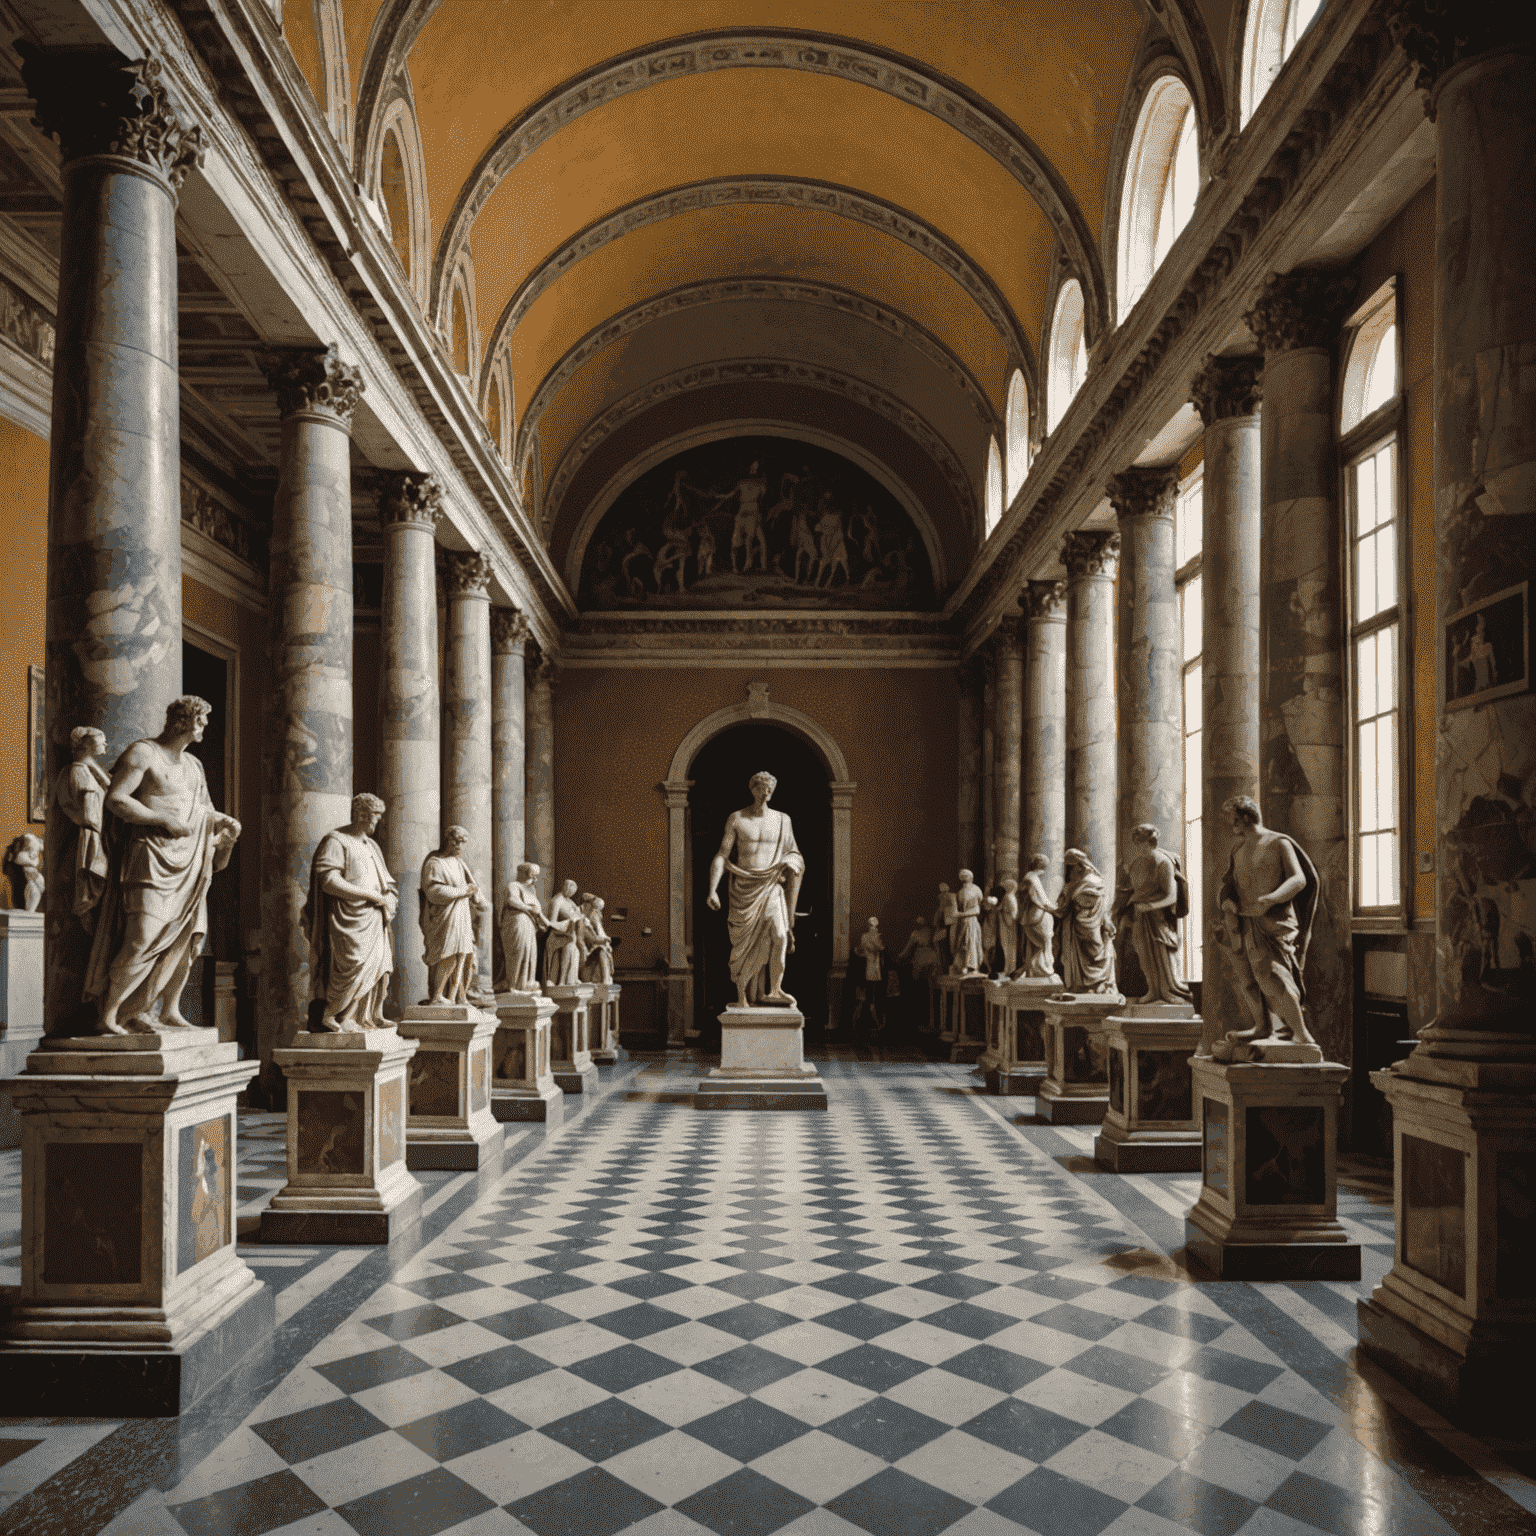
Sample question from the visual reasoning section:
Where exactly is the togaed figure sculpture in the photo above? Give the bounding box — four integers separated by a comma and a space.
579, 894, 614, 984
419, 825, 490, 1005
950, 870, 985, 975
55, 725, 110, 927
544, 878, 586, 986
706, 770, 805, 1008
1055, 849, 1119, 997
498, 863, 547, 993
1015, 853, 1057, 978
1114, 824, 1192, 1005
85, 696, 241, 1035
305, 792, 398, 1032
1212, 795, 1319, 1056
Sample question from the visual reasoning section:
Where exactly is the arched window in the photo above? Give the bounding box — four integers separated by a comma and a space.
1005, 370, 1030, 502
984, 437, 1003, 536
451, 286, 470, 376
1118, 77, 1200, 320
1341, 299, 1397, 433
486, 376, 503, 456
379, 129, 411, 277
1047, 279, 1088, 433
1241, 0, 1324, 125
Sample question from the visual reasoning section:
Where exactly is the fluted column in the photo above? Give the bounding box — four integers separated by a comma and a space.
21, 49, 202, 1035
992, 616, 1024, 886
443, 551, 495, 996
257, 346, 363, 1082
1063, 531, 1120, 883
1022, 580, 1068, 900
1190, 355, 1263, 1047
956, 659, 983, 874
491, 608, 530, 985
526, 651, 556, 903
1246, 269, 1356, 1066
380, 474, 443, 1012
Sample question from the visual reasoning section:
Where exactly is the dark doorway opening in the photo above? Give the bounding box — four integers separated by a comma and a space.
689, 724, 831, 1045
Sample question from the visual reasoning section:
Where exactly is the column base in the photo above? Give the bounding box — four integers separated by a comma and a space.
493, 1084, 565, 1124
1037, 1091, 1109, 1125
261, 1179, 424, 1246
987, 1064, 1047, 1096
694, 1077, 828, 1111
406, 1121, 503, 1172
1095, 1127, 1201, 1172
1185, 1218, 1360, 1281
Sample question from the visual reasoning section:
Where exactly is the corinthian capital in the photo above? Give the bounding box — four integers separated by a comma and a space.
381, 472, 444, 530
1190, 354, 1263, 426
1387, 1, 1528, 110
491, 608, 531, 653
1106, 468, 1178, 525
1022, 579, 1067, 621
442, 550, 492, 598
17, 47, 204, 194
1061, 530, 1120, 581
1244, 270, 1358, 354
262, 345, 365, 427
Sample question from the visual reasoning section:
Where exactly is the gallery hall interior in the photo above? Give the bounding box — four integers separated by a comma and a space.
0, 0, 1532, 1532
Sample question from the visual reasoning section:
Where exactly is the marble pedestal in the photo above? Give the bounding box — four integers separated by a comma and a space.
262, 1029, 424, 1245
0, 910, 44, 1148
1357, 1065, 1536, 1424
491, 991, 562, 1125
984, 976, 1057, 1095
0, 1029, 273, 1415
588, 982, 625, 1065
696, 1006, 827, 1111
1185, 1057, 1358, 1280
937, 975, 988, 1063
397, 1005, 503, 1172
1037, 995, 1120, 1124
1095, 1004, 1203, 1172
546, 984, 597, 1094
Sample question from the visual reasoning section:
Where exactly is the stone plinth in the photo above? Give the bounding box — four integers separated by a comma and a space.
986, 976, 1059, 1095
1037, 995, 1120, 1124
491, 991, 562, 1125
697, 1006, 826, 1111
0, 1029, 273, 1415
1357, 1067, 1536, 1424
1185, 1057, 1358, 1280
936, 976, 987, 1063
546, 984, 597, 1094
262, 1029, 423, 1245
397, 1005, 503, 1172
0, 910, 44, 1148
588, 982, 625, 1065
1095, 1004, 1203, 1172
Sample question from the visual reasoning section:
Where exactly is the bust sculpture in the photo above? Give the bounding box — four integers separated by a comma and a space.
579, 893, 614, 984
950, 869, 984, 976
498, 862, 547, 993
54, 725, 110, 926
543, 878, 586, 986
706, 770, 805, 1007
1054, 849, 1119, 997
5, 833, 43, 912
419, 824, 490, 1005
1016, 853, 1057, 978
1113, 824, 1192, 1005
305, 792, 398, 1032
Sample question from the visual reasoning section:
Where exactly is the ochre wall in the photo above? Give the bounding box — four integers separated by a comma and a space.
553, 668, 960, 972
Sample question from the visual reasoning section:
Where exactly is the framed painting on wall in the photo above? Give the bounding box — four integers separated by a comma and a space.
27, 665, 44, 822
1445, 581, 1529, 713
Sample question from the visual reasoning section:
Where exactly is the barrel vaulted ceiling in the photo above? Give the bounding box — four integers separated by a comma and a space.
283, 0, 1236, 598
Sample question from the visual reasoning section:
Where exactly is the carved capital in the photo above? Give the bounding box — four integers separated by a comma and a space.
380, 472, 444, 530
1244, 269, 1358, 354
1106, 468, 1178, 525
442, 549, 492, 598
17, 47, 204, 194
1190, 353, 1264, 426
262, 344, 365, 427
491, 608, 531, 653
526, 649, 557, 689
1061, 530, 1120, 581
1022, 579, 1067, 621
992, 615, 1023, 653
1387, 1, 1532, 111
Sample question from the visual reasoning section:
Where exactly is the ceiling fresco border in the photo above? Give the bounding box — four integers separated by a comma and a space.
426, 30, 1108, 339
542, 358, 979, 549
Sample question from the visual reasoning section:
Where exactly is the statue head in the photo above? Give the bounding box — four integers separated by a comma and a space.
591, 896, 605, 912
562, 878, 578, 898
1063, 847, 1100, 878
516, 861, 540, 883
351, 792, 386, 833
866, 916, 879, 929
1130, 823, 1160, 848
1003, 878, 1018, 892
165, 695, 211, 740
749, 770, 777, 802
70, 725, 106, 759
443, 824, 468, 852
958, 869, 974, 885
938, 882, 950, 894
1027, 853, 1049, 873
1224, 794, 1262, 834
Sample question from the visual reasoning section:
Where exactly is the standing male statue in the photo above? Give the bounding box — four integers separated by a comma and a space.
1015, 853, 1057, 978
498, 862, 547, 993
706, 770, 805, 1007
543, 878, 586, 986
84, 696, 241, 1035
950, 869, 985, 976
305, 793, 398, 1032
419, 824, 490, 1005
1114, 825, 1192, 1005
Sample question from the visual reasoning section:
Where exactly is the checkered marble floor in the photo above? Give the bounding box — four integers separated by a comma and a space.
2, 1054, 1534, 1536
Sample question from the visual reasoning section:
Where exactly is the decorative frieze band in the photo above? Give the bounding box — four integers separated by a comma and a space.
442, 549, 492, 598
1061, 530, 1120, 581
1022, 579, 1067, 621
380, 471, 444, 530
1106, 467, 1178, 524
263, 344, 365, 427
1244, 269, 1358, 354
181, 472, 264, 570
1190, 353, 1264, 426
0, 276, 55, 368
491, 608, 531, 653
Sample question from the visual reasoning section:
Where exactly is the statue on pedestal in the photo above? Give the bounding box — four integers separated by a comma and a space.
898, 915, 941, 988
1016, 853, 1057, 978
84, 696, 241, 1035
498, 862, 547, 993
54, 726, 110, 927
579, 894, 614, 984
950, 869, 984, 975
305, 793, 397, 1032
1114, 825, 1192, 1005
933, 882, 958, 971
5, 833, 43, 911
1054, 849, 1118, 996
543, 878, 586, 986
419, 825, 490, 1006
979, 894, 1000, 976
997, 879, 1020, 976
706, 770, 805, 1007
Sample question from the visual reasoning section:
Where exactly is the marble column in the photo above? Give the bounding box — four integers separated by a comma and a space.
526, 650, 556, 903
379, 473, 443, 1013
1244, 269, 1356, 1069
980, 649, 997, 887
257, 346, 364, 1087
491, 608, 530, 985
1063, 531, 1120, 884
956, 660, 983, 874
1022, 580, 1068, 900
21, 50, 202, 1036
1190, 355, 1264, 1048
992, 616, 1024, 886
443, 551, 495, 996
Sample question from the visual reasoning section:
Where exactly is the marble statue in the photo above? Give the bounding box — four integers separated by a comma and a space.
5, 833, 43, 911
857, 916, 885, 982
498, 862, 547, 993
979, 895, 1000, 976
305, 793, 398, 1032
933, 882, 958, 970
1054, 849, 1119, 996
84, 696, 241, 1035
1114, 825, 1192, 1005
579, 893, 614, 984
543, 878, 586, 986
1213, 794, 1320, 1054
54, 725, 110, 926
1016, 854, 1057, 978
997, 878, 1020, 976
898, 916, 942, 987
706, 770, 805, 1007
419, 824, 490, 1006
950, 870, 985, 976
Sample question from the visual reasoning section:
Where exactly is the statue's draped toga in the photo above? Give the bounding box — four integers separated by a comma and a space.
725, 814, 804, 1002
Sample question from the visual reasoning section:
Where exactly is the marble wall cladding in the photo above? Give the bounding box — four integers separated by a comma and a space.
491, 625, 528, 977
1137, 1048, 1195, 1122
379, 1076, 403, 1167
1244, 1105, 1327, 1205
1433, 56, 1536, 1036
176, 1115, 231, 1276
526, 662, 556, 903
1495, 1151, 1536, 1298
408, 1049, 460, 1118
1203, 1097, 1229, 1193
957, 660, 983, 873
1401, 1133, 1466, 1296
444, 574, 495, 986
993, 622, 1024, 882
1066, 552, 1118, 881
470, 1047, 490, 1112
1023, 591, 1067, 900
43, 1142, 143, 1285
295, 1090, 365, 1174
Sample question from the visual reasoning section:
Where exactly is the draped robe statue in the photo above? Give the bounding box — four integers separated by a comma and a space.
419, 824, 490, 1005
498, 863, 547, 993
1016, 855, 1058, 979
1055, 850, 1119, 996
1114, 825, 1192, 1005
306, 794, 397, 1032
950, 870, 984, 976
543, 879, 586, 986
579, 895, 614, 984
54, 726, 110, 927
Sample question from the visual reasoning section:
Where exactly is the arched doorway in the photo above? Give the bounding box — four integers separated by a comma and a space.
688, 724, 832, 1043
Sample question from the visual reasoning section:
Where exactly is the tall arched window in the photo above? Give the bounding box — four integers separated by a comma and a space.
1118, 77, 1200, 320
1047, 280, 1088, 433
451, 284, 471, 379
379, 129, 411, 277
1241, 0, 1324, 124
1005, 370, 1030, 502
984, 436, 1003, 536
486, 376, 503, 457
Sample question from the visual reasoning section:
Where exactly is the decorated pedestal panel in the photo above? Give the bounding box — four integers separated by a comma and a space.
546, 984, 597, 1094
1094, 1004, 1203, 1172
397, 1004, 503, 1172
491, 991, 563, 1125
